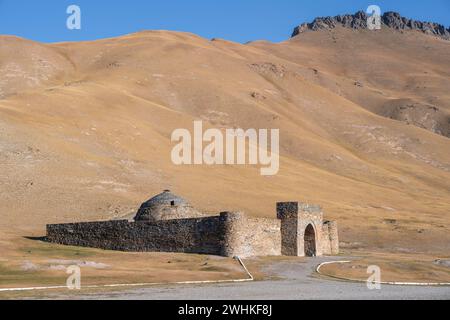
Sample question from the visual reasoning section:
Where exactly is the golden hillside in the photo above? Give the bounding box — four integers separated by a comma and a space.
0, 27, 449, 255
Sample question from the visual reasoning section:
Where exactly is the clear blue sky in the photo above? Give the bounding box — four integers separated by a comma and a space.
0, 0, 449, 43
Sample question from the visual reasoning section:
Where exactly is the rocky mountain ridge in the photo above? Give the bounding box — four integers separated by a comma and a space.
292, 11, 450, 40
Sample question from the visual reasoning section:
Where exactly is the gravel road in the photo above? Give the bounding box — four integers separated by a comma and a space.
68, 257, 450, 300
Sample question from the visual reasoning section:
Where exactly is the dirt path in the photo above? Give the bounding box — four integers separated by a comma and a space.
52, 257, 450, 300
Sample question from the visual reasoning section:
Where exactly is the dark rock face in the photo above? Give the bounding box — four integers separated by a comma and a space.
292, 11, 450, 40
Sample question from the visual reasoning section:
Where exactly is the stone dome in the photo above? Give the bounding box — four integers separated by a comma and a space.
134, 190, 204, 222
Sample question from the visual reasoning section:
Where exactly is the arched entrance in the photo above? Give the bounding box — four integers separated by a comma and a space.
304, 224, 316, 257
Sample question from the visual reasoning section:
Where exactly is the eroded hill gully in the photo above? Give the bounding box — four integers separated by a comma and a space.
249, 60, 450, 139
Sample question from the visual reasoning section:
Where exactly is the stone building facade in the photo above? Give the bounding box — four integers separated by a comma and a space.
47, 190, 339, 258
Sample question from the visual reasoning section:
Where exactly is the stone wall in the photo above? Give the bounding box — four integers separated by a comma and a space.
220, 212, 281, 258
277, 202, 299, 256
321, 221, 339, 255
327, 221, 339, 255
47, 213, 282, 258
47, 204, 338, 258
322, 223, 332, 254
245, 217, 281, 257
47, 216, 222, 255
277, 202, 325, 257
297, 205, 324, 257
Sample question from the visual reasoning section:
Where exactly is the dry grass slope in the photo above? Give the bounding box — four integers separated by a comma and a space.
0, 27, 449, 276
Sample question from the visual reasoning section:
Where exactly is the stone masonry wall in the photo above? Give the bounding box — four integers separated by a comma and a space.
297, 207, 324, 257
277, 202, 299, 256
241, 217, 281, 257
47, 205, 337, 258
321, 221, 339, 255
47, 216, 222, 255
47, 214, 282, 258
220, 212, 281, 258
328, 221, 339, 255
322, 223, 332, 255
277, 202, 325, 257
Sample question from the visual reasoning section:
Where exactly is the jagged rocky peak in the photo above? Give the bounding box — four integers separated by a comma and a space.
291, 11, 450, 40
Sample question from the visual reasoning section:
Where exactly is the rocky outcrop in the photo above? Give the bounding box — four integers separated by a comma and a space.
379, 99, 450, 138
292, 11, 450, 40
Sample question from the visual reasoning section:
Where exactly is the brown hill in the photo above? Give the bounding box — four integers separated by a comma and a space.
0, 21, 449, 257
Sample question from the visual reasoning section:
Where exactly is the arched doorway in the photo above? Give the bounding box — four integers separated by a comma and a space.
304, 224, 316, 257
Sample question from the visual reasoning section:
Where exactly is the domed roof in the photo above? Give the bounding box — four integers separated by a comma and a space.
140, 190, 188, 208
134, 190, 202, 222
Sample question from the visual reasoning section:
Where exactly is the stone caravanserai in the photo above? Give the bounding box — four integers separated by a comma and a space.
47, 190, 339, 258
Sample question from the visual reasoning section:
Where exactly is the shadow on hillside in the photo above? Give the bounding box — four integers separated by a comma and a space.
24, 236, 49, 242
